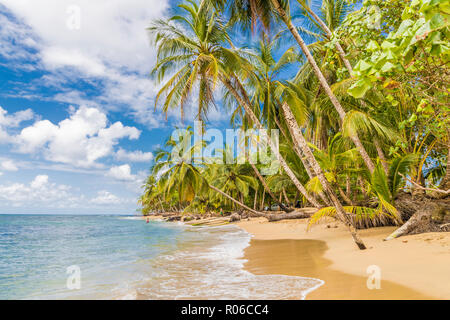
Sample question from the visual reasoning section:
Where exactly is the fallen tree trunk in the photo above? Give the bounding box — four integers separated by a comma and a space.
265, 208, 317, 222
384, 205, 443, 240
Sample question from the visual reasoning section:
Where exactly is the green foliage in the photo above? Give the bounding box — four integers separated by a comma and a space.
139, 0, 448, 223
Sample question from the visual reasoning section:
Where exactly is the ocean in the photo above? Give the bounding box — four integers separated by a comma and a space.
0, 214, 323, 300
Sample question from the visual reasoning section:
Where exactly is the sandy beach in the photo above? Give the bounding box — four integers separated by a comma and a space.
237, 217, 450, 300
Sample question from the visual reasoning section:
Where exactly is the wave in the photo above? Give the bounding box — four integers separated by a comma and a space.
118, 224, 324, 300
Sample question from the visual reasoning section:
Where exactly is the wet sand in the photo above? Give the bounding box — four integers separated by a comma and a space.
238, 218, 450, 300
244, 239, 433, 299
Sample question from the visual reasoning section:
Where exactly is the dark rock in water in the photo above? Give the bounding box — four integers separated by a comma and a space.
229, 213, 241, 222
182, 216, 194, 222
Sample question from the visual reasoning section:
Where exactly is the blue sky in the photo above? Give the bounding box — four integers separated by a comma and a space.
0, 0, 345, 214
0, 0, 226, 214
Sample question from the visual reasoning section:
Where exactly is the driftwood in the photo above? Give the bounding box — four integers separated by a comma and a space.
229, 213, 241, 222
384, 193, 450, 240
265, 208, 317, 222
384, 209, 434, 240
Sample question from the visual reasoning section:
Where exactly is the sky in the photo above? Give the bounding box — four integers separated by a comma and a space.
0, 0, 341, 215
0, 0, 233, 214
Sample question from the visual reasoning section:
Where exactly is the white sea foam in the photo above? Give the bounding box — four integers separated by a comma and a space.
119, 224, 324, 300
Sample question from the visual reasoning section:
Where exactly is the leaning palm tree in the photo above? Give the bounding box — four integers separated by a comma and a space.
243, 37, 333, 206
276, 81, 367, 249
209, 0, 376, 174
296, 0, 396, 170
148, 0, 320, 207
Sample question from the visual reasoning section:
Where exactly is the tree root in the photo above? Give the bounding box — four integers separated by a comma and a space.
384, 199, 449, 240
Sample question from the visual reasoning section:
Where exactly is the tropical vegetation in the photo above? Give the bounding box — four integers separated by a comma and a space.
139, 0, 450, 249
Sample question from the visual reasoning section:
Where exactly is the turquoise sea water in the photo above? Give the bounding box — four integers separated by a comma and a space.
0, 215, 323, 300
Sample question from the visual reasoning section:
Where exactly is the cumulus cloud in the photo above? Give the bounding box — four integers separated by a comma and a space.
90, 190, 123, 205
0, 106, 34, 142
15, 106, 141, 168
0, 0, 170, 127
0, 174, 132, 209
0, 174, 75, 206
107, 164, 136, 182
0, 160, 18, 171
115, 148, 153, 163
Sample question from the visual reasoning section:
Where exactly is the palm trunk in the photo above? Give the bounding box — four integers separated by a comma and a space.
271, 0, 375, 174
302, 5, 393, 180
220, 76, 321, 208
346, 176, 352, 199
274, 114, 315, 178
337, 184, 354, 206
282, 188, 290, 205
280, 107, 332, 206
209, 185, 262, 216
299, 3, 354, 73
375, 139, 389, 175
260, 191, 265, 210
250, 162, 292, 212
358, 176, 367, 198
253, 190, 258, 210
280, 101, 366, 249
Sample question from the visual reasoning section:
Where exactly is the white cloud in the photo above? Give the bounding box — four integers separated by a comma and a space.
30, 174, 48, 188
0, 174, 133, 209
0, 174, 75, 206
115, 148, 153, 163
0, 106, 34, 127
90, 190, 122, 205
15, 106, 141, 168
0, 0, 168, 69
0, 0, 170, 127
41, 47, 106, 77
107, 164, 136, 182
0, 6, 39, 68
0, 160, 18, 171
0, 106, 34, 142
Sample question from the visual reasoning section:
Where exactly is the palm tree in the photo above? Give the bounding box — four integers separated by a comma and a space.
308, 133, 360, 205
277, 85, 367, 249
153, 129, 264, 215
149, 0, 320, 207
208, 162, 259, 209
245, 37, 332, 205
210, 0, 376, 173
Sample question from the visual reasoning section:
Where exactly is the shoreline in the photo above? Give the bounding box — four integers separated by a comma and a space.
146, 214, 449, 299
237, 217, 450, 300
